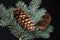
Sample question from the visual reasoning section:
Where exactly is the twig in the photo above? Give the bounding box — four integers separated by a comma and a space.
19, 36, 22, 40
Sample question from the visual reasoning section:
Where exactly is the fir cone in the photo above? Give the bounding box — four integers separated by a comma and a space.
39, 13, 51, 30
13, 7, 35, 31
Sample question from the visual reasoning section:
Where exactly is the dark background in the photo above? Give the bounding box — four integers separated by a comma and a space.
0, 0, 60, 40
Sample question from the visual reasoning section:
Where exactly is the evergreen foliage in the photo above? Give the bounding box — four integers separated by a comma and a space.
0, 0, 53, 40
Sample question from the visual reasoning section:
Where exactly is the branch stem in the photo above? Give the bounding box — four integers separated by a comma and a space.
19, 37, 22, 40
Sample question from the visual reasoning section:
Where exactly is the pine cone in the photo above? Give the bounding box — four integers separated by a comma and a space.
13, 7, 35, 31
39, 13, 51, 30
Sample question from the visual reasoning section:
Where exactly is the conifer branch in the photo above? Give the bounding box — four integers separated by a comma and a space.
0, 0, 53, 40
28, 0, 42, 14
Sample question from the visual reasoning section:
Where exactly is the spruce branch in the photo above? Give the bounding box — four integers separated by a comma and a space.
16, 1, 28, 13
31, 8, 47, 24
0, 4, 9, 27
34, 25, 53, 38
28, 0, 42, 14
0, 4, 14, 27
0, 0, 53, 40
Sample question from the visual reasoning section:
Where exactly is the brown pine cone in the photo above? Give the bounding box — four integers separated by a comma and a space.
39, 13, 51, 30
13, 7, 35, 31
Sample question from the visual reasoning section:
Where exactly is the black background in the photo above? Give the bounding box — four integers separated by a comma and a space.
0, 0, 60, 40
